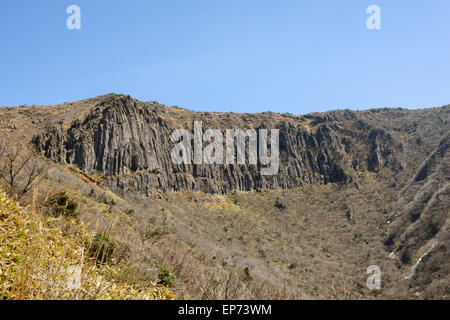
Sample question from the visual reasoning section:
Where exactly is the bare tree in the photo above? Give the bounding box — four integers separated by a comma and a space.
0, 142, 46, 199
0, 140, 8, 158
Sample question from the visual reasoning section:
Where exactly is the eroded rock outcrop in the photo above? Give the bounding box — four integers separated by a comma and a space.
33, 94, 405, 196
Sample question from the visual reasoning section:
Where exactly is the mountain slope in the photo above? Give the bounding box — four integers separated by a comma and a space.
0, 94, 448, 299
0, 191, 174, 300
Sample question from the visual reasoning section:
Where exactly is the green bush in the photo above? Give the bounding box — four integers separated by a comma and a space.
45, 192, 79, 218
150, 168, 160, 175
87, 233, 129, 265
288, 263, 297, 270
155, 264, 175, 287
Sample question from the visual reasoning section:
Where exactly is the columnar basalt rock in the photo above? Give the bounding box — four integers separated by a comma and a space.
33, 94, 405, 196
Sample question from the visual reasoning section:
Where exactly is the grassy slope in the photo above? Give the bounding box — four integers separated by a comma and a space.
0, 191, 174, 300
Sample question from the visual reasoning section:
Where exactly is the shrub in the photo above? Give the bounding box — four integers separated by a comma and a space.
243, 267, 252, 281
384, 234, 395, 247
87, 233, 129, 265
248, 164, 257, 175
100, 196, 108, 204
401, 247, 412, 265
45, 192, 79, 218
150, 168, 160, 175
288, 263, 297, 270
155, 265, 175, 287
275, 197, 287, 210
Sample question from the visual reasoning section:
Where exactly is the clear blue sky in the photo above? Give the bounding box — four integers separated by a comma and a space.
1, 0, 449, 114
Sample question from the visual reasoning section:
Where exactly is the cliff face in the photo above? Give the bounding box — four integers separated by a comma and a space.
2, 94, 448, 298
33, 94, 406, 196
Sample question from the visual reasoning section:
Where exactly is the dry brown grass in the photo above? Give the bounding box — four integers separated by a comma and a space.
0, 190, 175, 300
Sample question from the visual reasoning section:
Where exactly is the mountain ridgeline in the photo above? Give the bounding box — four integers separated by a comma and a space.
32, 94, 408, 196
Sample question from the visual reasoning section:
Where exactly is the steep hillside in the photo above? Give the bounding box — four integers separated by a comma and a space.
0, 94, 448, 299
0, 191, 174, 300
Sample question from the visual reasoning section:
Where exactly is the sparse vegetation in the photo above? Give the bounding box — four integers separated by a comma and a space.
0, 96, 448, 300
0, 191, 174, 300
45, 192, 79, 218
154, 264, 175, 287
150, 168, 160, 175
275, 197, 287, 210
0, 143, 46, 199
87, 233, 124, 265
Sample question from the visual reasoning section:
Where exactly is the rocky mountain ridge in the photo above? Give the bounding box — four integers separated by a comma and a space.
32, 94, 414, 196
